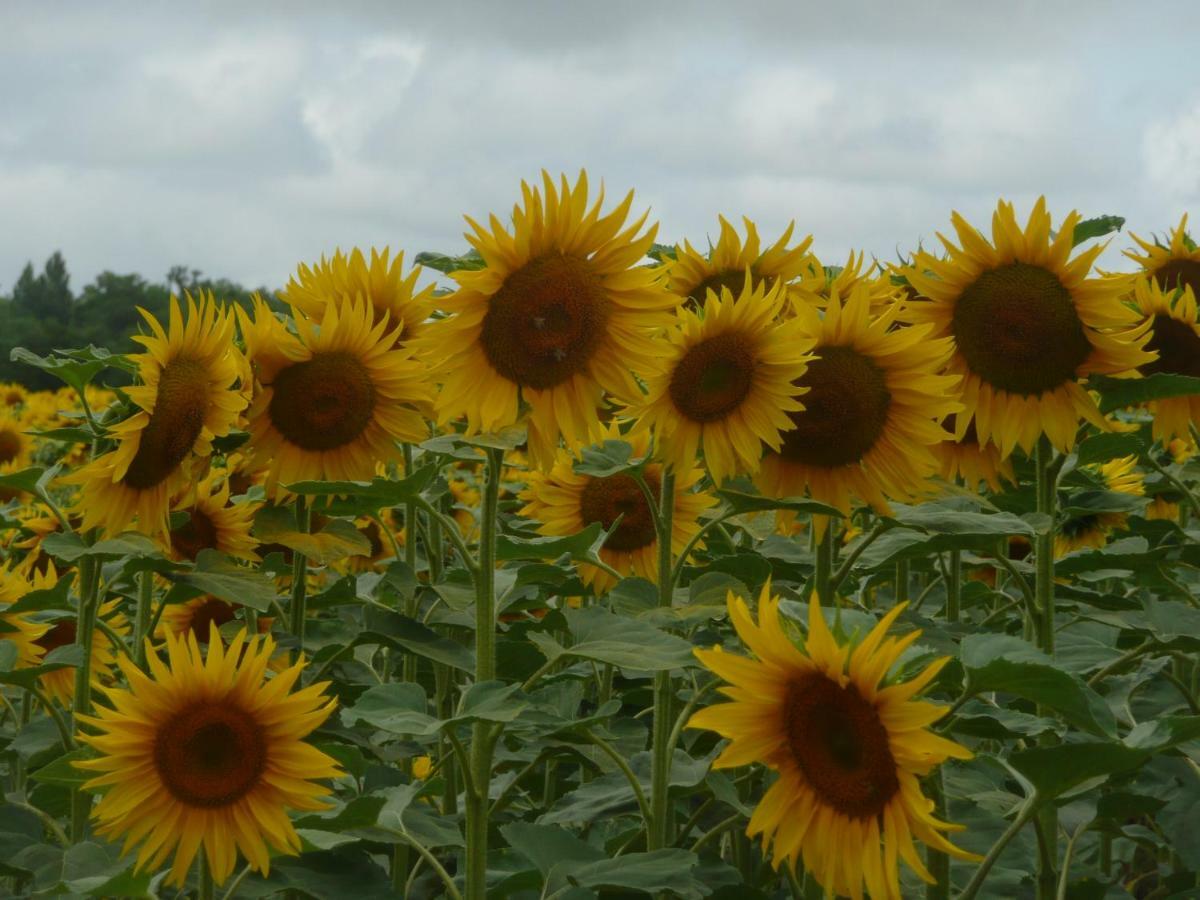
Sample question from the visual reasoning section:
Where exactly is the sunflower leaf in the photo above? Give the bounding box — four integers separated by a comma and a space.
1071, 215, 1125, 247
715, 489, 841, 518
41, 531, 161, 562
573, 440, 645, 478
1091, 373, 1200, 411
529, 606, 696, 671
284, 465, 439, 515
161, 549, 276, 611
497, 522, 607, 563
0, 644, 86, 688
1075, 432, 1146, 466
0, 466, 47, 493
414, 248, 486, 274
8, 345, 129, 394
252, 507, 372, 565
5, 574, 76, 613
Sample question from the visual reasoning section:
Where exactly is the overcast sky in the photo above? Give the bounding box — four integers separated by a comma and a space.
2, 1, 1199, 293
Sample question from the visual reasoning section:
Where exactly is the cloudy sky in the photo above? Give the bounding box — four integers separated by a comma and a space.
2, 0, 1199, 293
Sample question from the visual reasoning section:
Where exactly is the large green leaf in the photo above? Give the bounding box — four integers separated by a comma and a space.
1076, 431, 1146, 466
528, 605, 695, 671
1092, 373, 1200, 411
961, 634, 1116, 737
161, 550, 277, 611
497, 522, 606, 562
253, 506, 372, 564
554, 849, 703, 896
359, 607, 475, 671
41, 531, 160, 562
0, 645, 86, 688
284, 466, 438, 516
341, 680, 526, 736
5, 574, 76, 613
414, 248, 486, 274
1071, 214, 1124, 246
715, 489, 841, 518
9, 345, 131, 393
572, 439, 645, 477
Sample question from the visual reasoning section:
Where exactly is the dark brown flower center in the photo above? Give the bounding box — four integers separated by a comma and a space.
783, 672, 899, 819
1153, 259, 1200, 299
1141, 315, 1200, 378
668, 331, 757, 423
122, 359, 210, 490
775, 346, 891, 468
952, 262, 1090, 396
0, 427, 23, 464
4, 390, 23, 406
187, 598, 239, 643
359, 519, 385, 558
480, 254, 610, 390
686, 269, 758, 309
170, 507, 220, 561
268, 351, 376, 451
578, 471, 660, 553
154, 702, 267, 807
35, 619, 77, 654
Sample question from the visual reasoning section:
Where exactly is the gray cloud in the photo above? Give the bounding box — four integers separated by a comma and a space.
2, 0, 1199, 293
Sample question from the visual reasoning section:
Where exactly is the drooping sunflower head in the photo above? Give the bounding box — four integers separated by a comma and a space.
36, 598, 129, 706
76, 627, 340, 887
281, 246, 436, 348
167, 471, 261, 562
665, 215, 817, 310
1126, 214, 1200, 300
518, 424, 716, 593
1128, 276, 1200, 444
934, 413, 1015, 493
625, 275, 815, 486
67, 293, 248, 536
422, 171, 677, 467
689, 584, 977, 899
755, 283, 961, 534
238, 293, 432, 497
904, 198, 1154, 458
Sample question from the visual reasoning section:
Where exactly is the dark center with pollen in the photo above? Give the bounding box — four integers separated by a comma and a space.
668, 331, 757, 423
1142, 315, 1200, 378
783, 672, 900, 819
170, 508, 220, 561
35, 619, 78, 654
4, 389, 23, 406
154, 702, 267, 807
686, 269, 758, 309
268, 351, 376, 451
0, 428, 23, 463
952, 262, 1091, 396
188, 598, 239, 643
578, 471, 660, 552
1153, 259, 1200, 300
121, 359, 210, 490
480, 253, 610, 390
776, 346, 891, 468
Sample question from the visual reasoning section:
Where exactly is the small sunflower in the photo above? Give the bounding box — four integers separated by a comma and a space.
1126, 214, 1200, 299
625, 276, 814, 486
422, 171, 677, 467
665, 215, 817, 309
238, 294, 431, 497
0, 412, 33, 470
1, 382, 27, 408
1127, 277, 1200, 444
345, 517, 396, 573
167, 472, 261, 562
35, 598, 129, 706
1055, 454, 1145, 557
282, 247, 436, 349
904, 198, 1153, 458
518, 425, 716, 593
933, 415, 1014, 493
755, 284, 960, 535
0, 562, 51, 668
158, 596, 270, 644
796, 251, 900, 315
68, 294, 247, 536
689, 584, 976, 899
76, 627, 340, 887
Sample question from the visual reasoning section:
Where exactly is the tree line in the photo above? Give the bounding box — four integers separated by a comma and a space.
0, 253, 279, 390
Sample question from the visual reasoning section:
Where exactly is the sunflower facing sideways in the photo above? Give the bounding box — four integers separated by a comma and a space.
1126, 276, 1200, 444
665, 215, 818, 309
238, 294, 432, 497
1055, 454, 1145, 557
166, 471, 261, 562
519, 425, 716, 593
625, 276, 814, 486
0, 562, 51, 669
35, 597, 129, 707
422, 171, 677, 468
75, 627, 340, 887
689, 584, 977, 899
1126, 214, 1200, 299
68, 294, 247, 536
903, 198, 1153, 458
755, 284, 960, 534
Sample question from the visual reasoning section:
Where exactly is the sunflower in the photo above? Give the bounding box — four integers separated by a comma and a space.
755, 284, 960, 535
1126, 277, 1200, 444
167, 472, 260, 562
796, 251, 901, 316
238, 293, 431, 497
422, 171, 677, 467
158, 596, 271, 645
1055, 454, 1144, 557
0, 562, 50, 668
1, 382, 27, 408
67, 294, 247, 536
282, 247, 436, 349
1145, 493, 1182, 522
903, 198, 1153, 458
665, 215, 817, 309
1126, 214, 1200, 299
0, 412, 32, 470
625, 276, 814, 486
519, 425, 716, 593
689, 584, 976, 899
933, 415, 1014, 493
344, 517, 396, 573
36, 599, 129, 706
75, 627, 340, 886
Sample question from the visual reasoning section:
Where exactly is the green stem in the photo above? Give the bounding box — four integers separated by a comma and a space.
946, 550, 962, 623
648, 470, 677, 852
401, 447, 420, 688
465, 447, 502, 900
926, 769, 950, 899
896, 559, 910, 604
133, 569, 154, 668
199, 852, 215, 900
815, 519, 834, 607
70, 554, 101, 842
12, 692, 31, 793
1034, 435, 1059, 900
584, 727, 650, 827
289, 497, 311, 658
828, 521, 891, 595
958, 794, 1041, 900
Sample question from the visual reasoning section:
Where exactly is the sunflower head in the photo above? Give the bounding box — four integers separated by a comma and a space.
904, 198, 1154, 457
1126, 214, 1200, 300
167, 471, 261, 562
689, 584, 977, 898
76, 627, 340, 887
1127, 276, 1200, 444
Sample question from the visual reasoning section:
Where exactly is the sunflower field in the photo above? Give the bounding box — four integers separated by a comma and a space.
2, 172, 1200, 900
